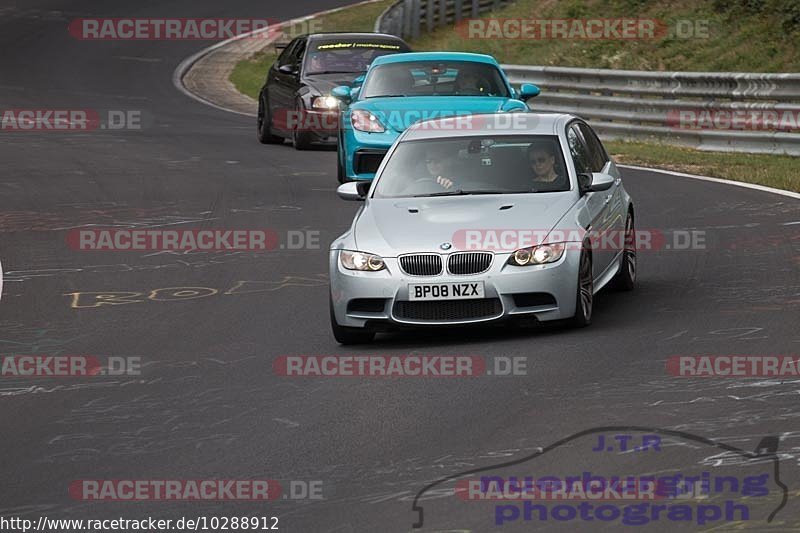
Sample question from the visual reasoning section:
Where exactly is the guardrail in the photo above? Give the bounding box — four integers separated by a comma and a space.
503, 65, 800, 156
375, 0, 514, 39
375, 4, 800, 156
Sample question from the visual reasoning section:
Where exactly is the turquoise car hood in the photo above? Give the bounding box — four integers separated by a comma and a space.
350, 96, 525, 133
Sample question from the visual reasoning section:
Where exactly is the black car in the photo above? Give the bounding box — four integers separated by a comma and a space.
257, 32, 411, 150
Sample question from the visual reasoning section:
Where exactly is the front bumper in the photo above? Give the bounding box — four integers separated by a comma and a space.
301, 110, 339, 144
329, 249, 581, 329
340, 127, 399, 180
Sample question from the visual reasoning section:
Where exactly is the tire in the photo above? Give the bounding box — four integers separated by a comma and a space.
337, 143, 348, 184
569, 244, 593, 328
612, 211, 637, 291
292, 101, 313, 150
257, 93, 284, 145
330, 298, 375, 344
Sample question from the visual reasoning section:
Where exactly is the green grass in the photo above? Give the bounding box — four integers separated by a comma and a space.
606, 141, 800, 192
230, 0, 395, 100
411, 0, 800, 71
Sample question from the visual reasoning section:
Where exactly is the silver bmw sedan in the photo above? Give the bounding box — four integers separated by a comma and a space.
329, 113, 636, 344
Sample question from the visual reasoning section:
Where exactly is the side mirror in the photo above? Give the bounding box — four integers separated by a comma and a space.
518, 83, 541, 101
278, 64, 298, 76
579, 172, 615, 194
337, 181, 371, 201
331, 85, 352, 105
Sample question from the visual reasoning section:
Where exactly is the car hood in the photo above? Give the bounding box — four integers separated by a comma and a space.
353, 194, 578, 256
351, 96, 519, 133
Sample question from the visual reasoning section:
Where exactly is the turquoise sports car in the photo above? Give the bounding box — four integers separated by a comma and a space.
331, 52, 540, 182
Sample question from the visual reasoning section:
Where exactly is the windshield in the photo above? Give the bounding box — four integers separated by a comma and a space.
361, 61, 510, 99
373, 136, 571, 198
304, 40, 408, 75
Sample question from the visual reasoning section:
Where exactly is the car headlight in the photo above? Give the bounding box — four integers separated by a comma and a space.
340, 250, 386, 271
351, 110, 385, 133
312, 96, 339, 110
508, 243, 566, 266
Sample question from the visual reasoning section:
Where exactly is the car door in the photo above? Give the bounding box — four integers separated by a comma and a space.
566, 123, 613, 279
578, 122, 626, 261
269, 38, 302, 134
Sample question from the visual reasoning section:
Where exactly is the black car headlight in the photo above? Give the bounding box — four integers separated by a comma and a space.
340, 250, 386, 271
312, 96, 339, 110
508, 243, 566, 266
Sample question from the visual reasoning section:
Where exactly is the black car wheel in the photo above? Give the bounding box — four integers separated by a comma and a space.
613, 211, 637, 291
569, 244, 593, 327
337, 142, 349, 183
292, 101, 313, 150
257, 93, 284, 145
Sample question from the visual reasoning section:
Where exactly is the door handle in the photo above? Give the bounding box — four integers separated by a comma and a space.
604, 193, 613, 204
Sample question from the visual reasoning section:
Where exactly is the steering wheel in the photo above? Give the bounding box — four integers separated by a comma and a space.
400, 177, 446, 195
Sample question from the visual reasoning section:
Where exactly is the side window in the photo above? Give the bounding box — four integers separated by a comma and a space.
292, 39, 307, 67
277, 39, 298, 67
578, 123, 608, 172
566, 125, 591, 175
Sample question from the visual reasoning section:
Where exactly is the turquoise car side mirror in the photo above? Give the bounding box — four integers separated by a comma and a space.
331, 86, 352, 105
519, 83, 541, 101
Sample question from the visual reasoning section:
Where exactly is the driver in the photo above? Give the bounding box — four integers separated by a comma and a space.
455, 69, 490, 95
527, 142, 568, 191
424, 146, 457, 190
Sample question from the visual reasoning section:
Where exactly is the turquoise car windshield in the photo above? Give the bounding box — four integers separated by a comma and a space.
374, 136, 570, 198
362, 61, 510, 98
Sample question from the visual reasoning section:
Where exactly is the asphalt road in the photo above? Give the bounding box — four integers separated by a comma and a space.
0, 1, 799, 532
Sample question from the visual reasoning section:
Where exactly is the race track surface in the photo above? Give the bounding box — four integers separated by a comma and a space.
0, 1, 799, 531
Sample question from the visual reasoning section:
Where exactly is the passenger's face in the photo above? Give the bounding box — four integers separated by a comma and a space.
529, 150, 554, 177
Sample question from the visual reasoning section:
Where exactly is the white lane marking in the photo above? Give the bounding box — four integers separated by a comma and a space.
619, 164, 800, 200
782, 221, 800, 225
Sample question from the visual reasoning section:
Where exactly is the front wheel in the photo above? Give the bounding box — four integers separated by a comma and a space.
612, 212, 637, 291
330, 299, 375, 344
257, 94, 284, 144
568, 245, 593, 327
292, 101, 313, 150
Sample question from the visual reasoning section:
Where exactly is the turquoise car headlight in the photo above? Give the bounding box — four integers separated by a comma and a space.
509, 243, 565, 266
341, 250, 386, 271
352, 110, 385, 133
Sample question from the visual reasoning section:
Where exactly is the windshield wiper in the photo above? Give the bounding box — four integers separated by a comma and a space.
416, 189, 507, 197
365, 94, 406, 98
309, 70, 357, 75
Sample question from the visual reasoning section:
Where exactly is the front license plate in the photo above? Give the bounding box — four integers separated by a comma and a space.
408, 281, 485, 301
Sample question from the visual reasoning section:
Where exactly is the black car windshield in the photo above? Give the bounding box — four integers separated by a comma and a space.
304, 40, 408, 75
361, 61, 510, 98
373, 136, 571, 198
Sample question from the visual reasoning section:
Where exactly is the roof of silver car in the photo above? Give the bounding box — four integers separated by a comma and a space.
401, 113, 575, 141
